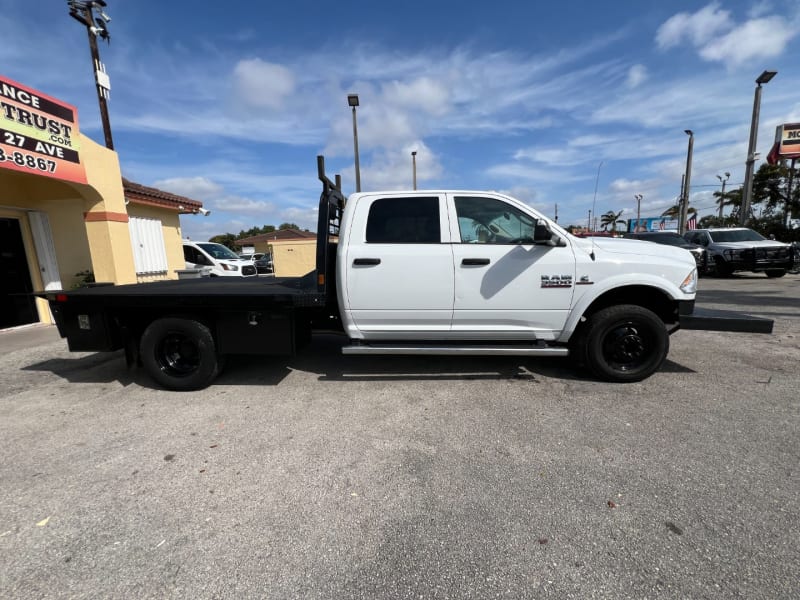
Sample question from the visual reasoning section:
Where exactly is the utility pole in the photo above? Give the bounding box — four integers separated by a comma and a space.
587, 209, 592, 231
554, 203, 558, 223
68, 1, 114, 150
716, 172, 730, 219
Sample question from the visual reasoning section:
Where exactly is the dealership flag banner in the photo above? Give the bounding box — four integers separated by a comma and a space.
0, 75, 86, 184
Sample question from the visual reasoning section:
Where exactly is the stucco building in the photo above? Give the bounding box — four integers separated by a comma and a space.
1, 74, 202, 330
236, 229, 318, 277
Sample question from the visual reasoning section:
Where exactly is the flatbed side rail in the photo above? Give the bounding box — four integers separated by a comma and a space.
315, 156, 345, 298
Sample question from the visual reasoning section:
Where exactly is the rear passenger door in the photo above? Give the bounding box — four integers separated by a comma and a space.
342, 195, 454, 338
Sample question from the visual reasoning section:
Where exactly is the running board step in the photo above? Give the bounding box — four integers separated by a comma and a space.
342, 344, 569, 357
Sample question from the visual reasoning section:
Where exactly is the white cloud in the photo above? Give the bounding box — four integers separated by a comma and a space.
626, 64, 647, 88
748, 1, 773, 19
359, 141, 443, 190
221, 197, 277, 213
232, 58, 295, 110
656, 4, 796, 69
656, 3, 732, 49
383, 77, 451, 116
153, 177, 224, 201
609, 178, 647, 194
699, 17, 796, 66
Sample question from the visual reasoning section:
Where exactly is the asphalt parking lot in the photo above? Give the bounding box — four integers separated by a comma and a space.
1, 274, 798, 599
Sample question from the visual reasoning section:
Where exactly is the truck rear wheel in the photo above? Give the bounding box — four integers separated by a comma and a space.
765, 269, 785, 278
140, 318, 221, 391
581, 305, 669, 383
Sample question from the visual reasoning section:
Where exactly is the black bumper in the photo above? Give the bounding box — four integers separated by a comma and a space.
679, 307, 773, 334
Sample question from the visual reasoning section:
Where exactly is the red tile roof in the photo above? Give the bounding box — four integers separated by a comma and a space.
122, 178, 204, 213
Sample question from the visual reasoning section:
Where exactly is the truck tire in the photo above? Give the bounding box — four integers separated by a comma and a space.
581, 305, 669, 383
713, 256, 733, 277
765, 269, 785, 278
140, 318, 221, 391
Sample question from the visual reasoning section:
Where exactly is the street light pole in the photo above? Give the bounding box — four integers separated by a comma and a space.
741, 70, 777, 226
716, 172, 730, 219
679, 130, 694, 235
634, 194, 642, 231
347, 94, 361, 192
411, 151, 417, 190
68, 0, 114, 150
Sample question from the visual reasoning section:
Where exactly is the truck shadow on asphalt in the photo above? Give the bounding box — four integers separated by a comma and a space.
22, 334, 695, 389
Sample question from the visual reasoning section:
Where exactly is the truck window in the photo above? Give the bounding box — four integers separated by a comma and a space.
455, 196, 535, 244
366, 197, 440, 243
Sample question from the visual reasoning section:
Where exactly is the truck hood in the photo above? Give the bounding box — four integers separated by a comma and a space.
579, 236, 693, 262
709, 240, 790, 249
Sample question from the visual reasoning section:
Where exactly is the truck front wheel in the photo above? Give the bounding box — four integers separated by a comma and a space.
140, 318, 221, 391
580, 305, 669, 383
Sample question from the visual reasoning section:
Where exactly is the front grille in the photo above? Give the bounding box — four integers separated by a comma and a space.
242, 265, 257, 276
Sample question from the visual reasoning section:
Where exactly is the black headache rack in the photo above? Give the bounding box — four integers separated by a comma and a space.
315, 155, 345, 304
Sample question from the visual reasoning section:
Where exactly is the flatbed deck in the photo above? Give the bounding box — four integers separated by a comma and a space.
40, 272, 325, 308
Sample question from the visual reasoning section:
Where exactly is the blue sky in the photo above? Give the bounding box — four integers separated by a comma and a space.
2, 1, 799, 240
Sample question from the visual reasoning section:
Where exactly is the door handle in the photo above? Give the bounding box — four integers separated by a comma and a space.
461, 258, 490, 266
353, 258, 381, 266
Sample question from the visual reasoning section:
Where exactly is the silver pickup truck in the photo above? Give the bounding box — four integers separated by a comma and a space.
683, 228, 794, 277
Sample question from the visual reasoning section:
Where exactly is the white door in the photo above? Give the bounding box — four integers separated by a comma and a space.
448, 194, 575, 340
343, 194, 454, 339
28, 211, 63, 291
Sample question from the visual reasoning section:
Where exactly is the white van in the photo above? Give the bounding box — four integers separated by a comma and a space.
182, 241, 257, 277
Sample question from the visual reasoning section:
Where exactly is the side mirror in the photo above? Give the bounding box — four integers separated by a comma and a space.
533, 219, 564, 246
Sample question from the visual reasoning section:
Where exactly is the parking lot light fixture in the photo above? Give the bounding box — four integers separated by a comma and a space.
679, 130, 694, 235
347, 94, 361, 192
411, 151, 417, 190
741, 70, 777, 225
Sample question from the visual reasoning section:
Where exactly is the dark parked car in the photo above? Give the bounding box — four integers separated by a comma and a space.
238, 252, 273, 275
624, 231, 709, 274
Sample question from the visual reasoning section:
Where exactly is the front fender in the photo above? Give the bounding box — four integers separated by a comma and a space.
557, 272, 690, 343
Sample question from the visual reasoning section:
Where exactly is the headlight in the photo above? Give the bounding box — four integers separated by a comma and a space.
221, 263, 239, 271
679, 268, 698, 294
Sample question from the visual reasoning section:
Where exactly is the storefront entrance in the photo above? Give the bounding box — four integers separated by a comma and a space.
0, 217, 39, 329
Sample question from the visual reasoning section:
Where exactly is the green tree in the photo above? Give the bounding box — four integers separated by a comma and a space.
752, 162, 800, 223
278, 222, 300, 230
600, 210, 625, 232
209, 233, 236, 250
661, 203, 697, 219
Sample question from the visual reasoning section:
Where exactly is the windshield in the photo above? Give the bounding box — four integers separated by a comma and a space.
709, 229, 765, 243
197, 243, 241, 260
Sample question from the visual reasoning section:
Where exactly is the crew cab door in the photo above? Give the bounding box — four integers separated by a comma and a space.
342, 194, 454, 338
447, 194, 576, 339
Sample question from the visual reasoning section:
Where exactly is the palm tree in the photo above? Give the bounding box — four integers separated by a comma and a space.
713, 187, 740, 220
600, 210, 625, 232
661, 203, 697, 219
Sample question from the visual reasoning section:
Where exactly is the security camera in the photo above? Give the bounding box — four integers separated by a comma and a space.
198, 207, 211, 216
